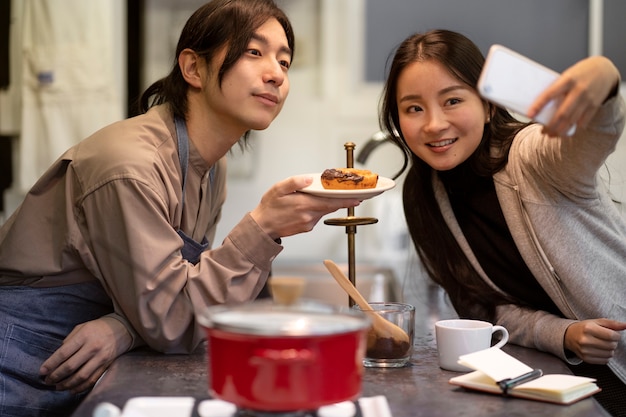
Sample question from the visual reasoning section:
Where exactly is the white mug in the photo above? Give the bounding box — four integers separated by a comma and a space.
435, 319, 509, 372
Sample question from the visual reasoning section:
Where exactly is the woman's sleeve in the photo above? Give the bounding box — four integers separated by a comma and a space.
495, 303, 581, 364
516, 94, 625, 199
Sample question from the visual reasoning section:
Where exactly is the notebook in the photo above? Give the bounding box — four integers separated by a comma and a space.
449, 347, 600, 405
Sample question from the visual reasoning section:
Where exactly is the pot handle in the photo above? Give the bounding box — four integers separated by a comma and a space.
252, 348, 316, 364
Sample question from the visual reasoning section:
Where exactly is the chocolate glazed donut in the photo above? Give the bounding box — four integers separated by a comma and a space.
321, 168, 378, 189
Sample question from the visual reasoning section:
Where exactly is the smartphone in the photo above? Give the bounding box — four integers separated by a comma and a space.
477, 44, 575, 135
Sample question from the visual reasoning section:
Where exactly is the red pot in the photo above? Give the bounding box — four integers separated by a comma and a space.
197, 300, 370, 412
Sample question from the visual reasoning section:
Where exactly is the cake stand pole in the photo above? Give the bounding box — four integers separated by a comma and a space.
324, 142, 378, 307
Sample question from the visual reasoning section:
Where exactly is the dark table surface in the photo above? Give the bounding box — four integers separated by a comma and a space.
72, 332, 609, 417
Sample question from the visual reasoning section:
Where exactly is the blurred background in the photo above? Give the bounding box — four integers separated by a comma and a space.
1, 0, 625, 312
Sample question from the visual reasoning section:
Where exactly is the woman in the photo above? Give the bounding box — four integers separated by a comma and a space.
380, 29, 626, 416
0, 1, 361, 415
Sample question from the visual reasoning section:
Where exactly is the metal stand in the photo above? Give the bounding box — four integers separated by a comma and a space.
324, 142, 379, 306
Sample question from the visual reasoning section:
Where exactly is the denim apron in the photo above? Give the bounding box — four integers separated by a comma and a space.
0, 282, 113, 417
0, 119, 211, 416
174, 116, 211, 264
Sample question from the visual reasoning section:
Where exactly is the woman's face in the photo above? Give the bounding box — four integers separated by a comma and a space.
396, 59, 489, 171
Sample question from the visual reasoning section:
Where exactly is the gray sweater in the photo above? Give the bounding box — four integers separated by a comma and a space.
434, 94, 626, 384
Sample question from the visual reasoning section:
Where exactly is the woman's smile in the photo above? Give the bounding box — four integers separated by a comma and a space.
427, 138, 458, 150
397, 60, 489, 171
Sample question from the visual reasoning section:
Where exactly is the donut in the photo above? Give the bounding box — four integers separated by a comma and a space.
320, 168, 379, 190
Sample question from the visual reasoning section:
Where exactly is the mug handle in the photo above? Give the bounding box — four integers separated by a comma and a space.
491, 325, 509, 349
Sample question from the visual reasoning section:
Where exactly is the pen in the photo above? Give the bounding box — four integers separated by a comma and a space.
497, 369, 543, 395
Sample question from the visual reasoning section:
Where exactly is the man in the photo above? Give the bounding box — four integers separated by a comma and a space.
0, 1, 360, 415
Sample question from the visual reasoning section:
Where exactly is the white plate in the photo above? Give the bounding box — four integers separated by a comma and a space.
299, 173, 395, 200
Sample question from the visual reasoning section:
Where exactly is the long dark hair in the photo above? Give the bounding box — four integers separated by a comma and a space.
381, 30, 528, 320
134, 0, 295, 121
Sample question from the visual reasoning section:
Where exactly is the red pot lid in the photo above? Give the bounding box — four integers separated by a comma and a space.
197, 299, 370, 337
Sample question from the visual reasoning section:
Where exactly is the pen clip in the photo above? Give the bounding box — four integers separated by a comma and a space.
497, 369, 543, 395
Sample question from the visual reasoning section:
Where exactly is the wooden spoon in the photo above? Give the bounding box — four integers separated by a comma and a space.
323, 259, 410, 346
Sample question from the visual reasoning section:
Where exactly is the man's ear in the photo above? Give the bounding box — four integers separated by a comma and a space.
179, 48, 203, 89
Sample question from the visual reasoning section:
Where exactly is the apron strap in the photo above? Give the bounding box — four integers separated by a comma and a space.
173, 116, 211, 264
174, 116, 190, 211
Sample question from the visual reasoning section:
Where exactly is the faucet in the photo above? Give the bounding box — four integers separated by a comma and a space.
356, 131, 406, 180
356, 131, 391, 164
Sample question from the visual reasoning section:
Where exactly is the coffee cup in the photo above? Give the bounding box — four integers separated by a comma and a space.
435, 319, 509, 372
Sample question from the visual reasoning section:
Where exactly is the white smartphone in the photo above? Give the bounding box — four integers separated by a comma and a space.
477, 44, 575, 135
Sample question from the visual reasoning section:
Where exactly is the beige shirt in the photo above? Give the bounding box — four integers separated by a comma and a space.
0, 105, 283, 353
